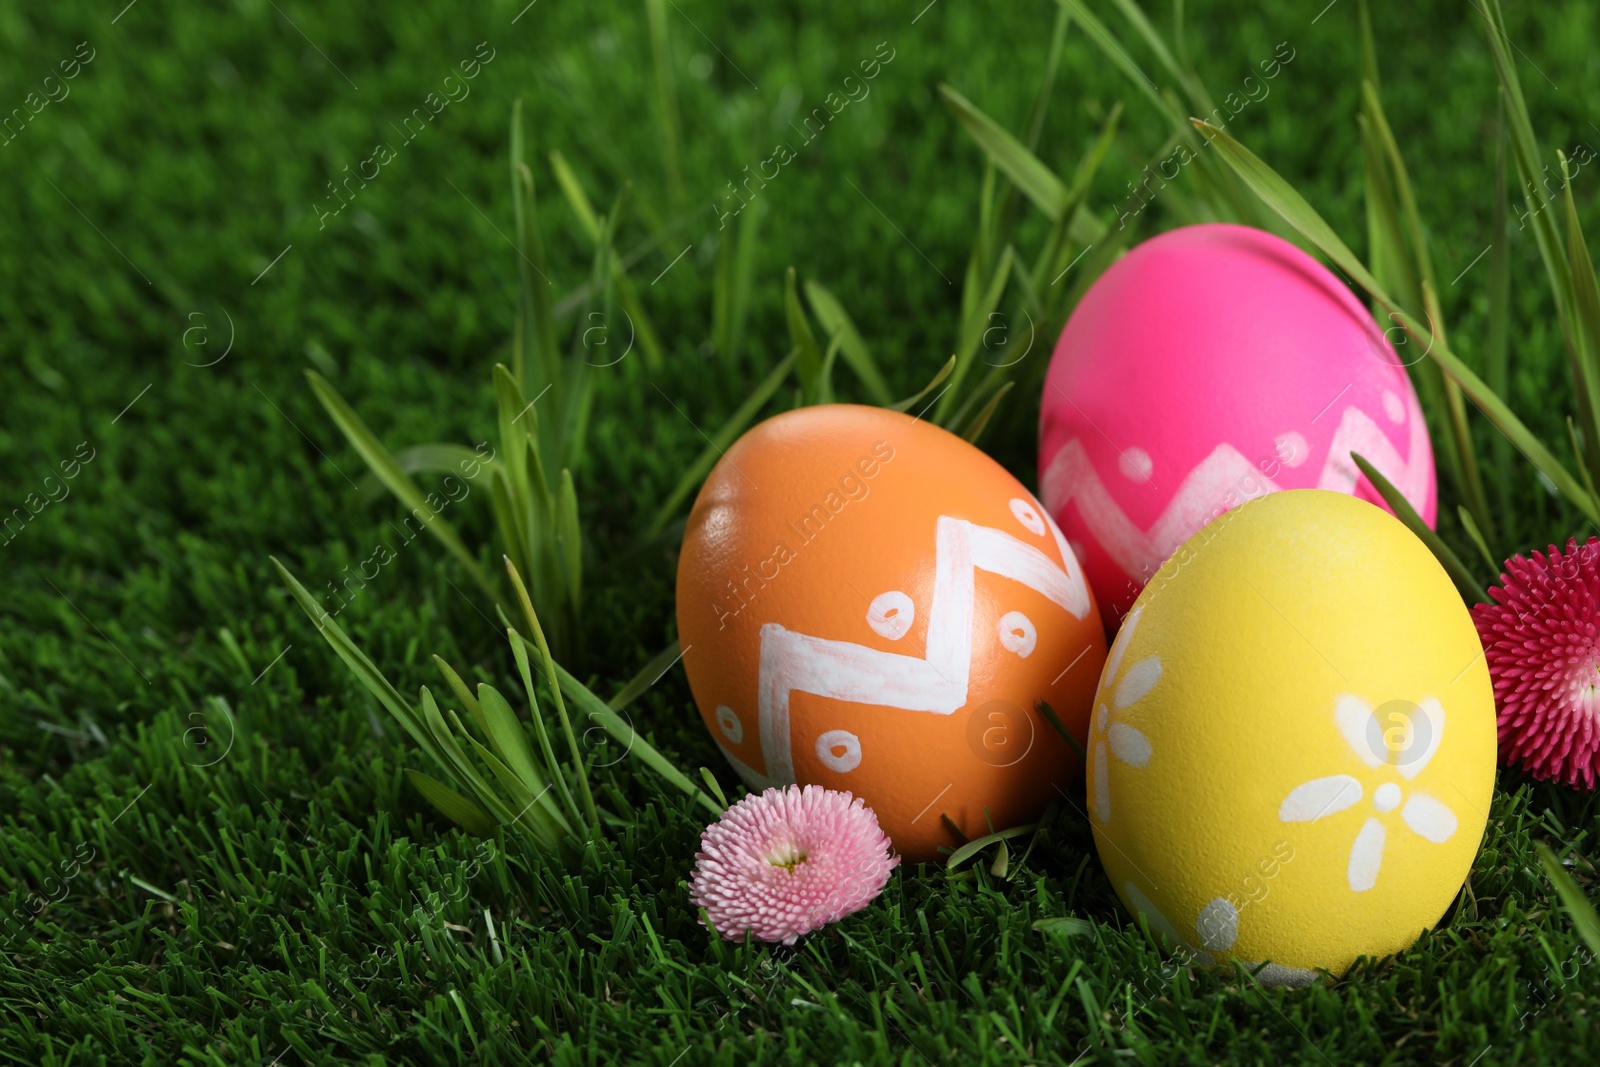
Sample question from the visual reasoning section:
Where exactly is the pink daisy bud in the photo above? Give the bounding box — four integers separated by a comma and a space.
689, 784, 899, 944
1473, 537, 1600, 790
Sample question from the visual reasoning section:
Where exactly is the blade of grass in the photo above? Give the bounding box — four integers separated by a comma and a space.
415, 688, 512, 824
476, 678, 547, 796
958, 381, 1015, 445
1536, 843, 1600, 956
549, 149, 602, 242
940, 246, 1014, 422
404, 770, 496, 837
698, 768, 728, 810
433, 655, 486, 734
947, 824, 1038, 871
712, 200, 761, 367
272, 557, 449, 772
1105, 0, 1211, 113
1487, 92, 1513, 519
606, 640, 682, 712
499, 642, 581, 832
785, 267, 823, 402
1352, 454, 1483, 600
305, 371, 505, 611
939, 84, 1072, 222
550, 656, 722, 817
890, 355, 957, 414
804, 280, 893, 404
1457, 505, 1500, 576
1024, 3, 1074, 151
506, 559, 598, 831
645, 350, 797, 536
356, 443, 502, 504
556, 469, 582, 610
511, 103, 558, 396
1479, 0, 1600, 487
642, 0, 684, 212
1195, 118, 1600, 526
1058, 0, 1176, 123
1361, 76, 1492, 540
1563, 148, 1600, 484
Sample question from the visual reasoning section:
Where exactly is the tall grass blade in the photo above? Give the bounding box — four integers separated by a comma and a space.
804, 280, 893, 404
1105, 0, 1210, 112
786, 267, 824, 401
404, 770, 496, 837
433, 654, 486, 734
645, 350, 797, 536
1536, 843, 1600, 957
1487, 93, 1513, 516
303, 373, 504, 609
1478, 0, 1600, 488
939, 84, 1071, 222
273, 558, 448, 771
549, 149, 602, 242
1195, 118, 1600, 526
550, 658, 723, 817
1352, 454, 1482, 600
1563, 150, 1600, 485
606, 640, 682, 712
939, 246, 1014, 422
959, 381, 1015, 445
642, 0, 685, 212
1024, 4, 1074, 151
891, 355, 957, 414
506, 558, 598, 830
476, 677, 547, 795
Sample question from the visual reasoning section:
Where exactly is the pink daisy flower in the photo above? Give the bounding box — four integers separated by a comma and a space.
689, 784, 898, 944
1473, 537, 1600, 790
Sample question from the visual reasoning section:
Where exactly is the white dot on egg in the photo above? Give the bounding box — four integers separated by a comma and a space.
1374, 782, 1401, 812
1118, 447, 1154, 483
997, 611, 1037, 657
815, 729, 862, 772
1009, 497, 1046, 536
1382, 390, 1406, 424
1274, 431, 1309, 468
715, 705, 743, 744
866, 590, 915, 640
1196, 897, 1239, 952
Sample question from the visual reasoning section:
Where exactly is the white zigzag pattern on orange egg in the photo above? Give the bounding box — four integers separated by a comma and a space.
1039, 400, 1431, 585
716, 506, 1093, 789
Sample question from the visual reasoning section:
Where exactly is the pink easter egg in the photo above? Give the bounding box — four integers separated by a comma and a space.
1039, 223, 1436, 622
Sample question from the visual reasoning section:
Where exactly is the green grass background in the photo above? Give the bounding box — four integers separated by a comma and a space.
2, 0, 1598, 1062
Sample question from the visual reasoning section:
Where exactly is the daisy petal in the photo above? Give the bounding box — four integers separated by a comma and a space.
1279, 775, 1363, 822
1347, 817, 1386, 891
1115, 657, 1161, 710
1107, 723, 1152, 768
1400, 793, 1458, 842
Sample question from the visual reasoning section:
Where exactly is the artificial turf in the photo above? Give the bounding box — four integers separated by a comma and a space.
2, 0, 1598, 1062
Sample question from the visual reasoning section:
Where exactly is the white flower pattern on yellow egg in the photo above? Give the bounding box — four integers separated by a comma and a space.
1093, 606, 1160, 823
1278, 695, 1458, 892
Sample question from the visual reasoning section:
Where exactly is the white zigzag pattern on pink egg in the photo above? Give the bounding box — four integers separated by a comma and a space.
1040, 399, 1431, 585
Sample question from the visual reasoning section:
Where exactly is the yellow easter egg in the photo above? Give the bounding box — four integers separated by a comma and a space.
1085, 489, 1495, 982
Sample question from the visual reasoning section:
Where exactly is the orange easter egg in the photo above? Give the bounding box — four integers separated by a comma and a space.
676, 404, 1107, 862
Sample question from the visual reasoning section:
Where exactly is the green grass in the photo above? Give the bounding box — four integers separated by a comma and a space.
2, 0, 1598, 1062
